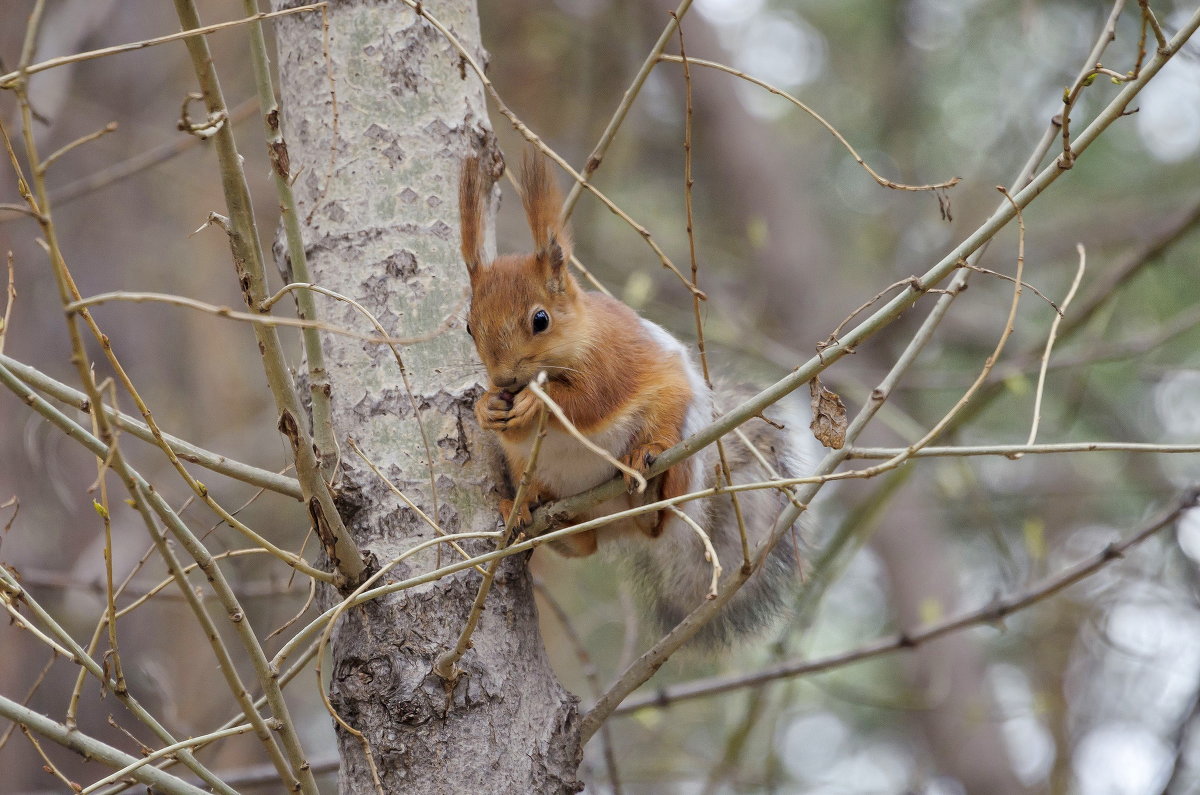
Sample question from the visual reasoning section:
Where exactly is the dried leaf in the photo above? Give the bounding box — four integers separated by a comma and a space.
809, 377, 847, 449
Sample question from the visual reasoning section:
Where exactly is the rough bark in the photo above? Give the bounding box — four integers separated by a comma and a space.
271, 2, 581, 791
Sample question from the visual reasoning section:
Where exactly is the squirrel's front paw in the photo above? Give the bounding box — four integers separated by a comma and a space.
622, 442, 667, 492
502, 389, 541, 430
474, 389, 512, 431
474, 388, 539, 434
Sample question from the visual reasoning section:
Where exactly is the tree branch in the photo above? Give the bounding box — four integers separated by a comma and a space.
0, 694, 211, 795
612, 486, 1200, 715
171, 0, 362, 587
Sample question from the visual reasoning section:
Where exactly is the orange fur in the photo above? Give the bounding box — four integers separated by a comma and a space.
459, 153, 694, 550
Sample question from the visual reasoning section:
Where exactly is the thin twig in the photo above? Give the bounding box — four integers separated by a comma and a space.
66, 290, 402, 344
1140, 0, 1169, 51
17, 0, 46, 71
667, 505, 721, 598
0, 4, 327, 88
90, 385, 127, 695
35, 100, 259, 212
674, 14, 750, 564
37, 122, 118, 174
527, 378, 647, 492
435, 375, 550, 681
400, 0, 705, 299
1026, 244, 1087, 447
173, 0, 361, 594
818, 275, 943, 353
561, 0, 695, 220
958, 262, 1061, 314
1057, 1, 1129, 168
844, 441, 1200, 459
657, 55, 959, 193
267, 576, 317, 641
533, 578, 624, 795
243, 0, 337, 480
20, 725, 81, 793
0, 252, 14, 355
0, 694, 210, 795
0, 203, 40, 219
613, 487, 1200, 713
0, 352, 302, 499
79, 724, 254, 794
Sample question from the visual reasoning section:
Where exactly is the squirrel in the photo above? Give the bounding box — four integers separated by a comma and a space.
458, 152, 817, 645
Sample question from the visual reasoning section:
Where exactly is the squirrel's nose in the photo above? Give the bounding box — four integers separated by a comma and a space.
494, 376, 520, 390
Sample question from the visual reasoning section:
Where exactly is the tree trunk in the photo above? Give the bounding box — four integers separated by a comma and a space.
271, 2, 581, 791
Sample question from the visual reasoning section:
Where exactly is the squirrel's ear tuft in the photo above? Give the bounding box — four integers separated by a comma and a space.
521, 151, 574, 291
543, 229, 569, 293
458, 156, 488, 282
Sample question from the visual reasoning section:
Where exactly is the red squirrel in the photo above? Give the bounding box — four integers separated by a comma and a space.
459, 153, 815, 644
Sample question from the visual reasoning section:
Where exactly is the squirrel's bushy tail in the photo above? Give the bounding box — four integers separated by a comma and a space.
621, 394, 821, 648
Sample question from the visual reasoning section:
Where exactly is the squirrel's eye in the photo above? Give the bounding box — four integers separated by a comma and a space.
531, 309, 550, 334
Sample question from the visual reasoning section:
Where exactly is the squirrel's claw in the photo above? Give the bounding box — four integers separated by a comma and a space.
499, 497, 533, 528
622, 443, 665, 492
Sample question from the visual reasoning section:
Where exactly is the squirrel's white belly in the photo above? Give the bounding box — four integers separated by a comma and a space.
512, 412, 639, 498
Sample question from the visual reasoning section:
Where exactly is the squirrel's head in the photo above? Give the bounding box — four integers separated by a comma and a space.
458, 152, 588, 392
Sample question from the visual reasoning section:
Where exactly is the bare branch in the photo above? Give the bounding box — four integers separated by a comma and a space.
65, 289, 403, 344
522, 5, 1200, 544
561, 0, 694, 220
612, 487, 1200, 714
400, 0, 706, 299
0, 4, 327, 89
0, 352, 302, 499
172, 0, 361, 593
1025, 244, 1087, 447
657, 55, 959, 193
845, 441, 1200, 459
0, 694, 211, 795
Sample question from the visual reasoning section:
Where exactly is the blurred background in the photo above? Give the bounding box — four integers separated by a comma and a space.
2, 0, 1200, 792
